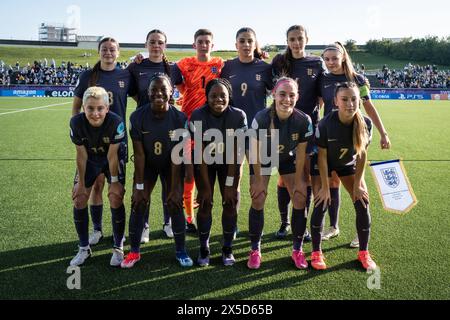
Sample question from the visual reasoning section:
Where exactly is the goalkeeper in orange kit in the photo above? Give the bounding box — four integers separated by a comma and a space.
172, 29, 224, 232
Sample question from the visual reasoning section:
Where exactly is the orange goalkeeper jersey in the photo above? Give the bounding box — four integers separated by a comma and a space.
173, 56, 224, 119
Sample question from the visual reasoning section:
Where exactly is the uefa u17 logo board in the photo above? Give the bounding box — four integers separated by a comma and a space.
381, 167, 399, 188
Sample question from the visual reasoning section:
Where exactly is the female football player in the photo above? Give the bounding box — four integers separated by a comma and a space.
310, 81, 377, 271
190, 78, 247, 267
172, 29, 224, 234
221, 27, 273, 125
271, 25, 325, 241
220, 27, 273, 234
121, 73, 193, 268
247, 77, 313, 270
128, 29, 175, 241
69, 86, 127, 267
72, 37, 135, 247
318, 42, 390, 246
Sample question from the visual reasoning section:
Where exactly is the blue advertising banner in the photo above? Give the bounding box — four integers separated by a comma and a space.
0, 89, 46, 97
371, 89, 450, 100
1, 86, 449, 100
0, 86, 75, 97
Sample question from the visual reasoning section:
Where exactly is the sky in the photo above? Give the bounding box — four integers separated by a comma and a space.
1, 0, 449, 50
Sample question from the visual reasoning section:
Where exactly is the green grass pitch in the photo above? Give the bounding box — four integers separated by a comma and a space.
0, 97, 449, 300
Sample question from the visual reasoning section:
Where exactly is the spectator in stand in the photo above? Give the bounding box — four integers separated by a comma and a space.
378, 63, 449, 89
0, 59, 132, 87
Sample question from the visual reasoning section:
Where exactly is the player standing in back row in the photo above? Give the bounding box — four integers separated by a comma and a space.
317, 42, 390, 247
220, 27, 273, 229
128, 29, 175, 241
172, 29, 224, 233
72, 37, 135, 247
271, 25, 325, 241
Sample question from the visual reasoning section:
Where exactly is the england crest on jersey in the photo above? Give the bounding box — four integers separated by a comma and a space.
211, 67, 218, 74
381, 167, 399, 188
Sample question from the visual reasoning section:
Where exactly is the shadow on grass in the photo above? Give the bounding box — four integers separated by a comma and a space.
0, 230, 367, 300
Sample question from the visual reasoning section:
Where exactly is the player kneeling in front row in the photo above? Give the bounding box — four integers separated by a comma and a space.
189, 79, 247, 267
121, 73, 193, 269
248, 77, 313, 270
69, 86, 127, 267
310, 81, 377, 271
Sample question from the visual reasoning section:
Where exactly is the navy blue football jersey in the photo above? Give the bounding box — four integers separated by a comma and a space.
70, 111, 125, 161
127, 59, 175, 106
221, 58, 273, 123
272, 54, 324, 125
251, 107, 313, 164
316, 110, 373, 170
74, 67, 136, 122
319, 72, 370, 116
129, 104, 187, 168
189, 105, 247, 163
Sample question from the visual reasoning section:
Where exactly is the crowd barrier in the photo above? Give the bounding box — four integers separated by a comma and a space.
0, 86, 76, 97
370, 88, 449, 100
1, 86, 449, 100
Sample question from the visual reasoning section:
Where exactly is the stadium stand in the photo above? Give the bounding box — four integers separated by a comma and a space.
376, 63, 450, 88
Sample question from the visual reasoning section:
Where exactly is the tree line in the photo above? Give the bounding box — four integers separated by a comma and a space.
365, 36, 450, 66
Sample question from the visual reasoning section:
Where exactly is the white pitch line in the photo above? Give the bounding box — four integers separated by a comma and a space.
0, 108, 69, 111
0, 102, 71, 116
